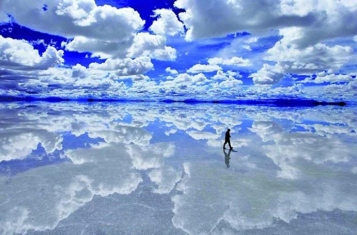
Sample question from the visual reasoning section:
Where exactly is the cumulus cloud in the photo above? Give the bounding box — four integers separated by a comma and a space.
208, 56, 252, 67
127, 33, 177, 61
0, 0, 180, 65
157, 73, 211, 96
245, 37, 258, 44
65, 36, 132, 58
149, 46, 177, 61
278, 1, 357, 48
174, 0, 315, 41
175, 0, 357, 46
187, 64, 221, 73
66, 31, 177, 61
0, 0, 144, 41
250, 36, 354, 85
89, 57, 153, 76
265, 35, 353, 74
249, 42, 353, 85
250, 64, 284, 85
165, 67, 178, 75
219, 78, 243, 88
1, 0, 356, 100
299, 72, 354, 84
173, 0, 357, 90
212, 70, 241, 81
0, 36, 64, 71
149, 9, 185, 37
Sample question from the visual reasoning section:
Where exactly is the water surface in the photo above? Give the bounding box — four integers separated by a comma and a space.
0, 102, 357, 235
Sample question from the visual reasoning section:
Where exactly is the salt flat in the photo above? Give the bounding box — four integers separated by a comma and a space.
0, 102, 356, 235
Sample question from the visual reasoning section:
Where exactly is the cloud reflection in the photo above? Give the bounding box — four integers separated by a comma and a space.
0, 102, 356, 234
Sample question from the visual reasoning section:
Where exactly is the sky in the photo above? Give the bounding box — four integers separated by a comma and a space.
0, 0, 356, 101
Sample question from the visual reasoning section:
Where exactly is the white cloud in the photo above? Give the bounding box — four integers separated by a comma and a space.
174, 0, 315, 41
165, 128, 177, 136
0, 0, 144, 41
300, 72, 354, 84
166, 67, 178, 75
66, 32, 177, 61
266, 31, 353, 74
245, 37, 258, 44
148, 167, 182, 194
208, 56, 252, 67
175, 0, 357, 46
71, 64, 87, 78
249, 28, 354, 85
0, 36, 64, 71
242, 45, 252, 51
128, 33, 165, 58
149, 46, 177, 61
0, 129, 62, 162
149, 9, 185, 37
65, 36, 131, 58
219, 78, 243, 88
0, 0, 183, 66
161, 73, 209, 89
127, 142, 175, 170
127, 33, 177, 61
187, 64, 221, 73
0, 143, 142, 234
156, 72, 214, 97
89, 57, 153, 76
250, 64, 284, 85
278, 1, 357, 47
187, 131, 220, 140
210, 70, 244, 88
212, 70, 227, 80
87, 124, 152, 147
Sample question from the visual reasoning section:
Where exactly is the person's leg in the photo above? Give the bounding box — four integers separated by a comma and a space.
223, 140, 227, 149
228, 140, 232, 149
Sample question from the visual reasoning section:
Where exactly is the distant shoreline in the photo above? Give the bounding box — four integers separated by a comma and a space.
0, 96, 351, 107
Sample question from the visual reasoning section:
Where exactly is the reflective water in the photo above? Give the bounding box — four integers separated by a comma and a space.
0, 102, 357, 235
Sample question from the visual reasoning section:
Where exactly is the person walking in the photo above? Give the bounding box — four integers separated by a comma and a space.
223, 128, 233, 150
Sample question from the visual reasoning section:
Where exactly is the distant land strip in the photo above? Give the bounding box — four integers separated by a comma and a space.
0, 96, 349, 107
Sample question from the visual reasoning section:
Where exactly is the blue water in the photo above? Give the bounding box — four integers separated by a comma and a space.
0, 102, 356, 235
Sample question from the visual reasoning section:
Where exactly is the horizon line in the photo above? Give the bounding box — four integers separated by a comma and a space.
0, 96, 351, 107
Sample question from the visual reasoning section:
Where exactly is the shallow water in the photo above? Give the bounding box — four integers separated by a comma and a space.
0, 102, 357, 235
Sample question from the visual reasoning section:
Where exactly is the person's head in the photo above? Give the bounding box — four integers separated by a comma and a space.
227, 128, 230, 132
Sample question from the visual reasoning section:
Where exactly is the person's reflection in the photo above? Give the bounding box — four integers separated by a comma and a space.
223, 148, 232, 168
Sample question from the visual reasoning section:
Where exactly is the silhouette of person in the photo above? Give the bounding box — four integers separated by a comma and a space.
223, 128, 233, 150
223, 148, 232, 168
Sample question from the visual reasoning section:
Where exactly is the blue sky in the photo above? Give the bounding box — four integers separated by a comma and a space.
0, 0, 356, 101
